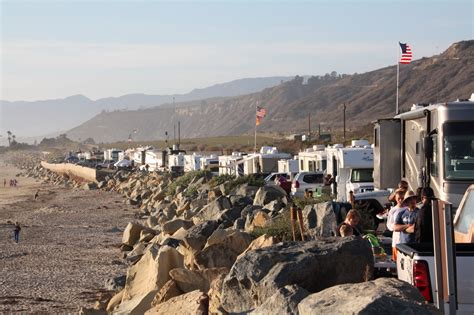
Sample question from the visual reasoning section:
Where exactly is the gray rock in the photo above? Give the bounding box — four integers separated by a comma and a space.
162, 219, 194, 235
97, 181, 107, 189
230, 195, 253, 209
298, 278, 433, 315
194, 230, 253, 269
233, 217, 246, 230
221, 236, 374, 313
182, 220, 219, 253
232, 183, 260, 198
105, 275, 126, 291
253, 185, 287, 207
303, 202, 338, 238
251, 284, 309, 315
83, 182, 98, 190
193, 196, 231, 223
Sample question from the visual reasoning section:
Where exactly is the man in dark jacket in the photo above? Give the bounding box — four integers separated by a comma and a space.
14, 222, 21, 243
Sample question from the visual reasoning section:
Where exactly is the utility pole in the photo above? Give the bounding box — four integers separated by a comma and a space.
343, 103, 347, 143
308, 112, 311, 143
173, 96, 176, 146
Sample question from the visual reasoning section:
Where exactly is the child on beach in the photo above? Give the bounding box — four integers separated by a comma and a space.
13, 222, 21, 243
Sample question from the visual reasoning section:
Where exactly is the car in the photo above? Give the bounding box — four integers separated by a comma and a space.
264, 172, 293, 183
291, 171, 324, 198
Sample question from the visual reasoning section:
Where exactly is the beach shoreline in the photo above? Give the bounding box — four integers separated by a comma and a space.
0, 158, 136, 313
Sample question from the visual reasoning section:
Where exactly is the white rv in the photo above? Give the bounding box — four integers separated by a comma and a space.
374, 96, 474, 208
278, 157, 299, 174
104, 148, 123, 161
298, 145, 327, 172
184, 153, 201, 172
242, 146, 292, 176
200, 155, 219, 175
326, 140, 374, 202
218, 152, 247, 176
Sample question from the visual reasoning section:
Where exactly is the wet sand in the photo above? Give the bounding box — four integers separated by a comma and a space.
0, 160, 136, 313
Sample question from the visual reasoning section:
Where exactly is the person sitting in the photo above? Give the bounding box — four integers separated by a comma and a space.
339, 224, 353, 237
337, 209, 363, 236
394, 190, 419, 244
415, 187, 435, 243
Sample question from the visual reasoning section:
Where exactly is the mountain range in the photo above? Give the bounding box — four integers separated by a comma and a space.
0, 76, 296, 140
65, 40, 474, 143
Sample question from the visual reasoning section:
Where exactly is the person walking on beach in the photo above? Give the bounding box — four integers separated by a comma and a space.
13, 222, 21, 243
3, 178, 6, 187
34, 189, 40, 200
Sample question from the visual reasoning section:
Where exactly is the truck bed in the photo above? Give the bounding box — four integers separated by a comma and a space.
397, 243, 474, 257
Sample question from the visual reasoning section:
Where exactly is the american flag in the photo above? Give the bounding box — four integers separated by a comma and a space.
256, 106, 266, 126
399, 42, 413, 64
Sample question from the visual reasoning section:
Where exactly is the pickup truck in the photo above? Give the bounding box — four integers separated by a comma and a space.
397, 242, 474, 313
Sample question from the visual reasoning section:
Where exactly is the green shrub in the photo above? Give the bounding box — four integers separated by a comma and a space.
292, 194, 332, 209
166, 170, 211, 196
209, 174, 265, 195
251, 211, 293, 242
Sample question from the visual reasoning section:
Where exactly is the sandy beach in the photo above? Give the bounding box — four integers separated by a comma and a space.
0, 159, 136, 313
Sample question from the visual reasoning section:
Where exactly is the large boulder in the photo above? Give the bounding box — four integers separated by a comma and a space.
298, 278, 433, 314
195, 229, 254, 269
193, 196, 232, 223
251, 284, 309, 315
303, 202, 338, 238
144, 290, 208, 315
161, 219, 194, 235
169, 267, 229, 293
115, 245, 184, 314
237, 234, 277, 260
220, 236, 374, 313
179, 221, 219, 269
150, 279, 183, 306
122, 222, 153, 247
253, 185, 287, 207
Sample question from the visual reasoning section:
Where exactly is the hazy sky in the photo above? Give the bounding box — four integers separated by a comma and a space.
1, 0, 472, 101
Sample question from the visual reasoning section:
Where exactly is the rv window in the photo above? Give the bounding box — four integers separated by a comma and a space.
444, 122, 474, 180
350, 168, 374, 183
303, 174, 324, 184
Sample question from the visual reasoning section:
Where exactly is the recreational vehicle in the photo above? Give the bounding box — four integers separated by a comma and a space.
374, 96, 474, 208
218, 152, 247, 176
241, 146, 291, 176
298, 145, 327, 172
278, 157, 299, 174
326, 140, 375, 202
200, 155, 219, 175
184, 153, 201, 172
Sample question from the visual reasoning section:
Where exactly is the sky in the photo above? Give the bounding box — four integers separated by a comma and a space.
0, 0, 472, 101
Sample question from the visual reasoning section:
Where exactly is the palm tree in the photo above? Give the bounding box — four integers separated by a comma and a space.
7, 131, 12, 146
12, 135, 16, 145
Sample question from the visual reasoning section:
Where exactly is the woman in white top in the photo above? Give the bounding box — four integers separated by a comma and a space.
387, 188, 407, 262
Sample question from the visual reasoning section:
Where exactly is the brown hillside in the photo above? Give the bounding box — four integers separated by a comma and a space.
67, 40, 474, 143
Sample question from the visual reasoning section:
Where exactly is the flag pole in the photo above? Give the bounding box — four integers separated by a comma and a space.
396, 42, 400, 115
254, 102, 257, 153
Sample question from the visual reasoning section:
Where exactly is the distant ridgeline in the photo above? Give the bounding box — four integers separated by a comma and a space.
65, 41, 474, 143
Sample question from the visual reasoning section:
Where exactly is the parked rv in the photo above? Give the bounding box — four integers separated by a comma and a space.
326, 140, 375, 202
374, 96, 474, 208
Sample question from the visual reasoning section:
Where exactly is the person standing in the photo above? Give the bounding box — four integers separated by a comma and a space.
13, 222, 21, 243
394, 191, 420, 244
34, 189, 40, 200
386, 188, 407, 261
3, 178, 6, 187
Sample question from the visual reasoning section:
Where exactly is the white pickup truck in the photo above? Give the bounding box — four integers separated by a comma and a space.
396, 243, 474, 313
396, 185, 474, 314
